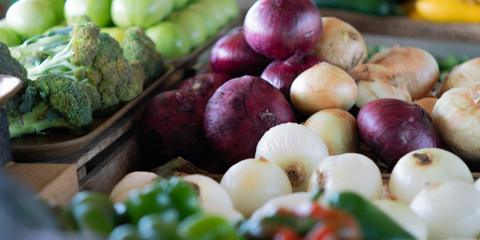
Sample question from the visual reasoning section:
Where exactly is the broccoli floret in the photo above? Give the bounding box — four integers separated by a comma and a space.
34, 75, 93, 130
9, 26, 73, 63
0, 41, 29, 86
67, 15, 92, 26
122, 26, 165, 83
4, 93, 22, 118
80, 82, 102, 111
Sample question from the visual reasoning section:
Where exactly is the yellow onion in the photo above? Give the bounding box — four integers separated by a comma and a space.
432, 84, 480, 161
302, 109, 358, 155
349, 63, 411, 108
439, 58, 480, 96
415, 97, 437, 117
369, 46, 439, 100
290, 62, 358, 115
313, 17, 367, 72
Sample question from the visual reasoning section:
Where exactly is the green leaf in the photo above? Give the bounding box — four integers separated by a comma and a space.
45, 109, 62, 122
18, 86, 37, 113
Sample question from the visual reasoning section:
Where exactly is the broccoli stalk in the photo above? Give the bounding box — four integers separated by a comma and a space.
26, 40, 79, 80
8, 100, 76, 138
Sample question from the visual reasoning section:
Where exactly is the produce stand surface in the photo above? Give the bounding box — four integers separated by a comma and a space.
10, 64, 175, 162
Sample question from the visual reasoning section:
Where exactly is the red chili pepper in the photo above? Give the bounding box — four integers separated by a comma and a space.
273, 227, 303, 240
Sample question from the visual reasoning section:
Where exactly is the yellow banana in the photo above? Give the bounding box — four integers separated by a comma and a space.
415, 0, 480, 22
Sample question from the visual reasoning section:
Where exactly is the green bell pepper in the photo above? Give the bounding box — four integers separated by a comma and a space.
328, 191, 415, 240
178, 212, 244, 240
137, 210, 182, 240
108, 224, 144, 240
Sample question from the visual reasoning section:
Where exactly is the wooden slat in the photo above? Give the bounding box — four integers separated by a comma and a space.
5, 163, 78, 205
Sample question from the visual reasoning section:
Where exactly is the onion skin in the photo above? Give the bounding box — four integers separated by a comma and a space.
210, 27, 272, 77
204, 76, 296, 169
369, 46, 439, 100
261, 51, 322, 103
415, 97, 437, 117
313, 17, 367, 72
410, 180, 480, 240
432, 84, 480, 161
290, 62, 358, 116
349, 63, 412, 108
243, 0, 322, 59
178, 73, 232, 104
439, 58, 480, 96
303, 108, 359, 155
181, 174, 233, 208
357, 98, 442, 167
389, 148, 474, 205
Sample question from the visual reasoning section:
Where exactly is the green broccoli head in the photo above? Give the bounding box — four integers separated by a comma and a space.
70, 22, 100, 66
0, 41, 29, 86
4, 93, 22, 118
122, 26, 165, 81
115, 54, 143, 103
80, 82, 102, 111
67, 15, 93, 26
34, 74, 93, 130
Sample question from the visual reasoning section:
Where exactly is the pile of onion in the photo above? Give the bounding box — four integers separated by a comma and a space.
313, 17, 367, 72
369, 46, 439, 100
349, 63, 411, 108
243, 0, 322, 59
260, 51, 322, 103
438, 58, 480, 96
210, 27, 272, 77
432, 84, 480, 161
178, 73, 232, 105
204, 76, 296, 169
357, 98, 442, 167
290, 62, 358, 116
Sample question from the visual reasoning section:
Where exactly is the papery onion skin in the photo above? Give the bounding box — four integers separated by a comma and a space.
369, 46, 439, 100
415, 97, 437, 117
243, 0, 322, 59
204, 76, 296, 170
373, 199, 428, 240
439, 58, 480, 96
357, 98, 442, 167
307, 153, 383, 201
178, 73, 232, 105
389, 148, 474, 205
290, 62, 358, 116
410, 180, 480, 240
255, 123, 329, 192
432, 84, 480, 161
303, 109, 359, 155
261, 51, 322, 103
220, 158, 292, 217
210, 27, 273, 77
313, 17, 367, 72
349, 63, 412, 108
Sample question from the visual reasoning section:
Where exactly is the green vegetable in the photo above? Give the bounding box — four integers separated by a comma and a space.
0, 27, 22, 47
125, 186, 175, 224
194, 0, 228, 28
35, 0, 67, 23
328, 191, 415, 240
109, 224, 144, 240
137, 211, 182, 240
43, 24, 69, 34
64, 0, 112, 28
173, 0, 189, 10
216, 0, 239, 21
6, 0, 57, 38
0, 41, 29, 87
145, 21, 191, 59
178, 213, 244, 240
167, 10, 208, 48
312, 0, 404, 16
168, 179, 202, 220
185, 3, 220, 37
101, 27, 125, 46
111, 0, 173, 29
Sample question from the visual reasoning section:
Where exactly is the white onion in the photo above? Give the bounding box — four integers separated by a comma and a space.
349, 63, 412, 108
109, 172, 159, 203
439, 58, 480, 96
432, 84, 480, 161
313, 17, 367, 72
220, 158, 292, 217
255, 123, 329, 192
201, 202, 244, 225
307, 153, 382, 201
302, 108, 358, 155
410, 180, 480, 239
389, 148, 474, 205
181, 174, 233, 208
290, 62, 358, 116
475, 178, 480, 192
250, 192, 310, 222
373, 199, 428, 240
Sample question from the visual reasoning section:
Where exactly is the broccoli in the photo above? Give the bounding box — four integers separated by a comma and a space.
0, 41, 29, 86
8, 75, 93, 138
19, 52, 50, 68
67, 15, 92, 26
122, 26, 165, 83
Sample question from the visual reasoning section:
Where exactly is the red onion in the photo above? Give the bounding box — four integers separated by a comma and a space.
243, 0, 323, 59
178, 73, 232, 105
357, 98, 442, 167
140, 90, 208, 165
260, 51, 322, 102
204, 76, 296, 169
210, 27, 273, 78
